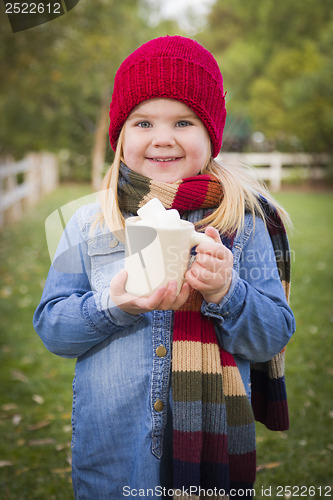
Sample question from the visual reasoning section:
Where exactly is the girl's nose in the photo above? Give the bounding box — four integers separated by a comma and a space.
151, 127, 176, 147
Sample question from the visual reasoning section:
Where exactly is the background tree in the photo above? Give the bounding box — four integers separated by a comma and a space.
0, 0, 179, 184
198, 0, 333, 152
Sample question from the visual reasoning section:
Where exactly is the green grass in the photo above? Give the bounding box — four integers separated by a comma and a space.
0, 186, 332, 499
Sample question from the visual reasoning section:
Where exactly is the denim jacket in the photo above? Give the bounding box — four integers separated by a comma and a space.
33, 203, 295, 499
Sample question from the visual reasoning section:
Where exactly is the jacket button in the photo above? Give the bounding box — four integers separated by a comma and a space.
109, 239, 118, 248
154, 400, 164, 412
156, 345, 167, 358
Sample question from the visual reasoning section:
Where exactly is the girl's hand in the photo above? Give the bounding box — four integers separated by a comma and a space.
109, 270, 190, 315
185, 226, 233, 304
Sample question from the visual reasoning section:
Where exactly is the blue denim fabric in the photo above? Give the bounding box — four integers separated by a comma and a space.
33, 203, 295, 499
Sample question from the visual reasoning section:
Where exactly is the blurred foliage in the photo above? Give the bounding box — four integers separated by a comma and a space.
0, 0, 179, 179
198, 0, 333, 152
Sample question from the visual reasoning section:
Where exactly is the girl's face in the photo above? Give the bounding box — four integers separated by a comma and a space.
122, 98, 211, 183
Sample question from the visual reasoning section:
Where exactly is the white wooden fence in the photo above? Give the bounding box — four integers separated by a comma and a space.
0, 152, 58, 228
0, 151, 330, 228
218, 152, 331, 191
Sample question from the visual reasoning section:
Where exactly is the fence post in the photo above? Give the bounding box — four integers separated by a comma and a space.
40, 152, 59, 194
0, 152, 59, 229
270, 153, 282, 191
6, 156, 23, 223
25, 153, 40, 206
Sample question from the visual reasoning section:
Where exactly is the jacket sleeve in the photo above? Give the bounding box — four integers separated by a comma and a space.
33, 212, 143, 359
201, 216, 296, 363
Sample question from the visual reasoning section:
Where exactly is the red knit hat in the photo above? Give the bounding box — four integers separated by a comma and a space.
109, 36, 226, 158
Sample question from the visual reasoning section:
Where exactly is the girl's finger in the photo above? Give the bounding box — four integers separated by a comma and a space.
186, 270, 212, 291
204, 226, 222, 243
110, 269, 128, 294
195, 240, 229, 260
138, 285, 168, 310
193, 253, 222, 271
155, 281, 178, 310
170, 281, 190, 310
188, 259, 216, 280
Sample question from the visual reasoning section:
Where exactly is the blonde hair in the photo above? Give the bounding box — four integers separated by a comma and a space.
94, 127, 290, 237
200, 158, 291, 234
93, 127, 126, 234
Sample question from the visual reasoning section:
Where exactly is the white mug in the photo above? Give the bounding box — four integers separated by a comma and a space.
124, 216, 214, 297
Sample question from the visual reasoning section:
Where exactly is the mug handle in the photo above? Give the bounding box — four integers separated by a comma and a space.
190, 230, 215, 247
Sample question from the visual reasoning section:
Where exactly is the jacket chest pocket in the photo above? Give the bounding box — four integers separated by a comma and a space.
87, 234, 125, 292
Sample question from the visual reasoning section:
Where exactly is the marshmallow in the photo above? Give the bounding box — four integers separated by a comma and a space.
136, 198, 181, 228
137, 198, 165, 221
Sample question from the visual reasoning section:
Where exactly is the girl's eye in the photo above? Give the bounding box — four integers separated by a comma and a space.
176, 120, 191, 127
137, 121, 152, 128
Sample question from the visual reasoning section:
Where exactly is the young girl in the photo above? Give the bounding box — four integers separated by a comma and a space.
34, 36, 295, 500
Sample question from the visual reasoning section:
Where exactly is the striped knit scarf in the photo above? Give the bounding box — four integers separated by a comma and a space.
118, 163, 290, 499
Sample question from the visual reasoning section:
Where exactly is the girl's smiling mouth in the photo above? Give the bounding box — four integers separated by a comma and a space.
147, 157, 182, 162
